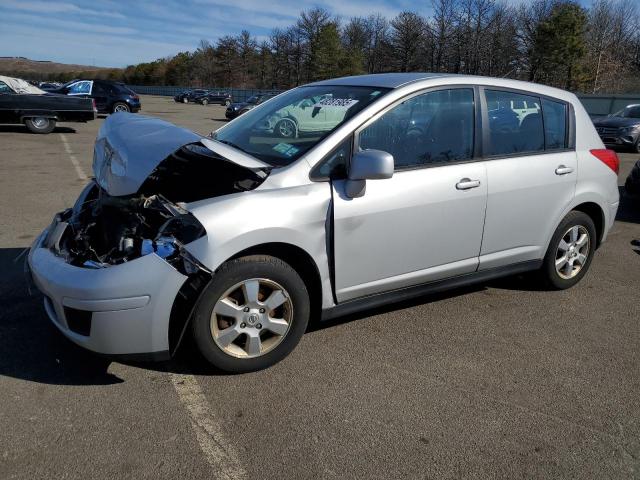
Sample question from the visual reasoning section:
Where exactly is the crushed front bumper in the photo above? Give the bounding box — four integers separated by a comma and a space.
28, 230, 187, 357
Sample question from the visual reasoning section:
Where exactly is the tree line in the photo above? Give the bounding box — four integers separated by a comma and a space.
8, 0, 640, 93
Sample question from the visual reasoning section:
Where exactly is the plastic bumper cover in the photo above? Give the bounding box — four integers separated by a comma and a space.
28, 231, 187, 356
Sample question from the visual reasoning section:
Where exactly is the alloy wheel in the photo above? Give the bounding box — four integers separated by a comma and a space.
210, 278, 293, 358
555, 225, 590, 279
277, 119, 295, 138
114, 104, 129, 112
32, 117, 49, 129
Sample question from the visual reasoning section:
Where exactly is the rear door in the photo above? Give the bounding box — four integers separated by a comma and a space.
479, 88, 577, 269
90, 82, 109, 112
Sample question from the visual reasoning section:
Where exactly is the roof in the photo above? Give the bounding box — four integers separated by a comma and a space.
307, 73, 452, 88
0, 75, 45, 94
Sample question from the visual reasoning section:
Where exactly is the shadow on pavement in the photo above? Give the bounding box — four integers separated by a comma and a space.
0, 248, 123, 386
0, 125, 77, 134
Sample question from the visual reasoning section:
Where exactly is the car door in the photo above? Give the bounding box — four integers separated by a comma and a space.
66, 80, 92, 98
0, 80, 16, 123
331, 87, 488, 302
479, 88, 577, 269
90, 82, 109, 112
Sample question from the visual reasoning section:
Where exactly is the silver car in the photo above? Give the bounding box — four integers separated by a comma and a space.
28, 73, 620, 372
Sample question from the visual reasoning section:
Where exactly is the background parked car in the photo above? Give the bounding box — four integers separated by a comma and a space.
195, 91, 232, 106
592, 104, 640, 152
225, 93, 278, 119
48, 79, 141, 114
174, 89, 207, 103
0, 75, 95, 133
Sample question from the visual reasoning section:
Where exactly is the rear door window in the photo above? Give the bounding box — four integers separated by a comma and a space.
541, 98, 567, 149
485, 90, 544, 155
0, 81, 11, 94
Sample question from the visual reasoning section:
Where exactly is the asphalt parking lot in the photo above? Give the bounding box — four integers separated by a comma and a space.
1, 95, 639, 479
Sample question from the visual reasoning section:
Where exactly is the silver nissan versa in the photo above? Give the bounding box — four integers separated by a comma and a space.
28, 73, 620, 372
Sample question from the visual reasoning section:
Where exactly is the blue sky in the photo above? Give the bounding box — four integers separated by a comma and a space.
0, 0, 592, 68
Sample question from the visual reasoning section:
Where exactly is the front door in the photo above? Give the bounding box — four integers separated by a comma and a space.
332, 87, 488, 302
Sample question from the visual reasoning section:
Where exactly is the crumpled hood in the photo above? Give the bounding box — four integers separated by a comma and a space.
93, 113, 269, 196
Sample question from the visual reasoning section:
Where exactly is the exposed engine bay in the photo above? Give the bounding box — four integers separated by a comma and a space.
49, 141, 269, 272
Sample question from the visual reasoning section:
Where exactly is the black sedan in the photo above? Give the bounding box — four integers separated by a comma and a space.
225, 93, 278, 120
174, 89, 208, 103
0, 75, 95, 133
195, 91, 232, 106
592, 104, 640, 153
48, 79, 141, 114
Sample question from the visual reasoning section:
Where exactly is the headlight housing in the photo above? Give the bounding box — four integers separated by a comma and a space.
620, 125, 640, 134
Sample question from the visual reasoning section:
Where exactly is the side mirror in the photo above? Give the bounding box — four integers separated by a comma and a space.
345, 149, 394, 198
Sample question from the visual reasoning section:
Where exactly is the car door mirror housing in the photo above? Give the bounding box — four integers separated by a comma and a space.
345, 149, 394, 198
349, 149, 394, 180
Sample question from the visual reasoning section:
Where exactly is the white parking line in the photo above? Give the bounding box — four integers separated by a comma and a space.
169, 372, 247, 480
60, 134, 88, 180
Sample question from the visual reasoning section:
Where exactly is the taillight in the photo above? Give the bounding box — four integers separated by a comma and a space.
92, 99, 97, 112
590, 149, 619, 175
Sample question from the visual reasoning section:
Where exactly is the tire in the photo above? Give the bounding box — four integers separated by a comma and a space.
183, 98, 188, 104
24, 117, 56, 134
275, 118, 297, 138
224, 100, 231, 106
112, 102, 130, 113
634, 138, 640, 154
191, 255, 310, 373
201, 98, 208, 106
540, 211, 597, 290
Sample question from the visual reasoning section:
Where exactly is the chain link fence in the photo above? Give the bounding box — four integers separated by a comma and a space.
127, 85, 640, 116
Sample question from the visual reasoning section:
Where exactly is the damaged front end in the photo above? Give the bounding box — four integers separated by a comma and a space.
37, 113, 272, 355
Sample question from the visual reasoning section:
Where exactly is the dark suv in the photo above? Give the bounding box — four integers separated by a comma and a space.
50, 80, 141, 114
592, 104, 640, 152
195, 91, 232, 106
225, 93, 278, 119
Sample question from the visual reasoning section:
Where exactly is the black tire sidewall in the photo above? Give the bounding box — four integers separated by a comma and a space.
112, 102, 130, 113
275, 119, 296, 138
191, 256, 310, 373
25, 117, 55, 134
542, 211, 597, 289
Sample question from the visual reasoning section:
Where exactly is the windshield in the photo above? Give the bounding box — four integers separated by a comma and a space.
214, 85, 389, 166
614, 106, 640, 118
246, 95, 260, 104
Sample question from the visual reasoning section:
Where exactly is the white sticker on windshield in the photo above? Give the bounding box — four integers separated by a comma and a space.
312, 98, 359, 109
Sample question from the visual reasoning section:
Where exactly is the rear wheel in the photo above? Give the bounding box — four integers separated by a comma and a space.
183, 97, 188, 104
540, 211, 596, 289
191, 255, 310, 373
112, 102, 130, 113
634, 138, 640, 154
24, 117, 55, 134
224, 99, 231, 106
201, 98, 208, 106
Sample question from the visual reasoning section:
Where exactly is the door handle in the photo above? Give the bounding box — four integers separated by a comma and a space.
555, 165, 574, 175
456, 178, 481, 190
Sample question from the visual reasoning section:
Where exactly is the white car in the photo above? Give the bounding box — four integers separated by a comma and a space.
29, 73, 619, 372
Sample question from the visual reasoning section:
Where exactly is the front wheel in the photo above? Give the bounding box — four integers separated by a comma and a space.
224, 99, 231, 106
275, 118, 297, 138
24, 117, 56, 134
540, 211, 596, 289
201, 98, 208, 106
634, 138, 640, 154
191, 255, 310, 373
183, 98, 188, 104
